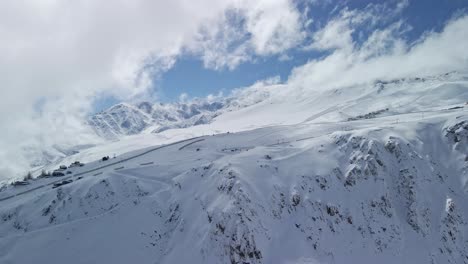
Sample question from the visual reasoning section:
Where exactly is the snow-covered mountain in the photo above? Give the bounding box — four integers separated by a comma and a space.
89, 82, 273, 139
88, 101, 223, 139
1, 72, 467, 264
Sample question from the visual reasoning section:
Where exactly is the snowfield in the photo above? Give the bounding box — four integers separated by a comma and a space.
0, 73, 468, 263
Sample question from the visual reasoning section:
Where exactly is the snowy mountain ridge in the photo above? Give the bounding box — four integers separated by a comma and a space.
89, 101, 223, 139
89, 81, 274, 139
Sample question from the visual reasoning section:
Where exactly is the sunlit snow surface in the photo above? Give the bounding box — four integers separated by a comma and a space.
0, 73, 467, 263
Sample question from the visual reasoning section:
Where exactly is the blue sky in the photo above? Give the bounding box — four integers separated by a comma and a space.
157, 50, 317, 101
155, 0, 467, 102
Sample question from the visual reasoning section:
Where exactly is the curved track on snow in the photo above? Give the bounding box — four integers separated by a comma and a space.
0, 137, 205, 203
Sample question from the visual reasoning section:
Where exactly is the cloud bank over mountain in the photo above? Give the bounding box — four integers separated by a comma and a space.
0, 0, 305, 177
289, 5, 468, 91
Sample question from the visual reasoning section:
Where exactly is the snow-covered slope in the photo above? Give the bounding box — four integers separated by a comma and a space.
1, 110, 467, 263
1, 73, 467, 264
90, 72, 468, 140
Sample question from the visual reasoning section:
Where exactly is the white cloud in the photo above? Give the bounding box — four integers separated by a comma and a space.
279, 54, 293, 61
289, 13, 468, 91
179, 93, 189, 103
187, 0, 306, 70
308, 15, 355, 51
244, 0, 306, 55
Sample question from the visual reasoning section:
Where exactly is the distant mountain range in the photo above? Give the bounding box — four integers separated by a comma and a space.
88, 84, 273, 139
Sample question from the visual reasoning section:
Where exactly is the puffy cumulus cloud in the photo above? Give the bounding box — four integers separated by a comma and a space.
308, 14, 355, 51
306, 1, 410, 52
0, 0, 306, 180
244, 0, 306, 55
188, 0, 306, 70
289, 5, 468, 91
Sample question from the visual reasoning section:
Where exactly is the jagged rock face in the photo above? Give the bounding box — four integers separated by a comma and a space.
88, 103, 151, 138
446, 120, 468, 153
2, 114, 468, 264
88, 101, 226, 139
